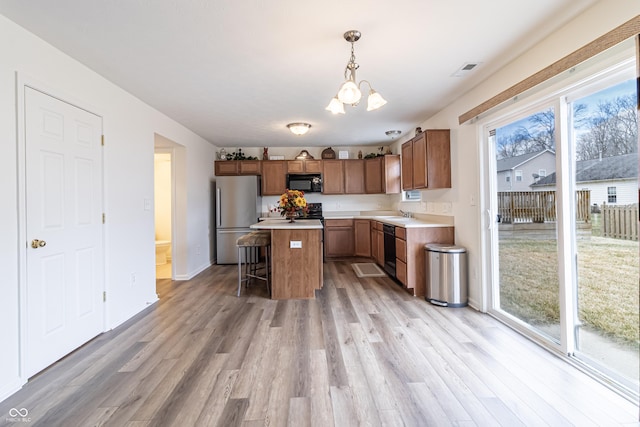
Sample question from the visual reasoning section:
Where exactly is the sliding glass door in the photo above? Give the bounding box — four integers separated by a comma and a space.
485, 60, 638, 398
569, 78, 639, 391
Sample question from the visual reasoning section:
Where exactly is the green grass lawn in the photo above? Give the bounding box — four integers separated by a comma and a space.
498, 236, 639, 347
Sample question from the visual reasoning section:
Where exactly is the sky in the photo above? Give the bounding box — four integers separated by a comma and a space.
496, 78, 636, 141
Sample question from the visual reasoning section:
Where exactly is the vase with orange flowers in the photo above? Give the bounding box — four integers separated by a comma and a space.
273, 189, 309, 222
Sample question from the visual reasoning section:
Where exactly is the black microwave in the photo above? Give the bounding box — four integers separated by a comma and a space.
286, 174, 322, 192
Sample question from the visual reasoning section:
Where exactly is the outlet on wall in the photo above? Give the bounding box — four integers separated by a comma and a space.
130, 272, 137, 286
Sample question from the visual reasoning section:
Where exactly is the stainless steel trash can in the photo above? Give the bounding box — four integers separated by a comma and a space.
425, 243, 468, 307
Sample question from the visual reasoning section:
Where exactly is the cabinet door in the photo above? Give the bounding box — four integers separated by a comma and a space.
396, 259, 407, 285
261, 161, 286, 195
364, 157, 383, 194
345, 160, 365, 194
426, 130, 451, 189
384, 155, 401, 194
354, 219, 371, 257
287, 160, 305, 173
412, 133, 428, 189
401, 141, 413, 190
322, 160, 344, 194
305, 160, 322, 173
395, 236, 407, 263
215, 161, 239, 176
375, 229, 384, 266
324, 219, 354, 257
239, 161, 261, 175
371, 226, 378, 260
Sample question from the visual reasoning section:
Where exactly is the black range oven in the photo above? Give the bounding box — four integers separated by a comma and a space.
382, 223, 396, 278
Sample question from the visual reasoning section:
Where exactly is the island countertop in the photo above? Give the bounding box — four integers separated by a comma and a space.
250, 219, 323, 230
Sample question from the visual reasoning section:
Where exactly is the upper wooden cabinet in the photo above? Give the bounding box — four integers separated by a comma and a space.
261, 161, 287, 195
214, 160, 261, 176
401, 130, 451, 190
365, 155, 400, 194
287, 159, 322, 174
322, 160, 345, 194
344, 160, 365, 194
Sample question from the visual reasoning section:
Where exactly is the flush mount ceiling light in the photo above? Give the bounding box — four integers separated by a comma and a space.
326, 30, 387, 114
385, 130, 401, 139
287, 122, 312, 136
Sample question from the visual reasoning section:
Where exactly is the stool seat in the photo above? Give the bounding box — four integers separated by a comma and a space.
236, 231, 271, 297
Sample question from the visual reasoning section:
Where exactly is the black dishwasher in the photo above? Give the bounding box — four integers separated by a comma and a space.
382, 224, 396, 278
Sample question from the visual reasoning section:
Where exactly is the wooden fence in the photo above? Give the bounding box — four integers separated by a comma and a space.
601, 203, 638, 241
497, 190, 590, 224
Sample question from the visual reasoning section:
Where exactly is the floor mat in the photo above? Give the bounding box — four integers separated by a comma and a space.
351, 263, 387, 278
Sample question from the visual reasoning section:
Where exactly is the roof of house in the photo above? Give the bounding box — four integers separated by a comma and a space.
532, 153, 638, 186
496, 149, 554, 172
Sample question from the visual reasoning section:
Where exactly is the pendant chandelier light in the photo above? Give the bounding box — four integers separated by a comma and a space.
326, 30, 387, 114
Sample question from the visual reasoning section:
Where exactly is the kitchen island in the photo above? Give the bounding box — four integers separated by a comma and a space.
250, 219, 323, 299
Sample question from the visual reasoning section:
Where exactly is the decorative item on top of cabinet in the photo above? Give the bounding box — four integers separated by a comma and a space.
263, 147, 269, 160
321, 147, 336, 159
295, 150, 314, 160
401, 129, 450, 190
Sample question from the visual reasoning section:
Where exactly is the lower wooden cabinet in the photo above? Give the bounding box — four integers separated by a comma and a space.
354, 219, 371, 257
324, 219, 354, 258
372, 221, 384, 267
399, 226, 454, 297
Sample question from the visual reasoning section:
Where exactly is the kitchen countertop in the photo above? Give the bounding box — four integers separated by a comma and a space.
250, 219, 323, 230
323, 214, 452, 228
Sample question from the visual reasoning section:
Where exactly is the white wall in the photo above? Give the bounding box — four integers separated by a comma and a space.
393, 0, 639, 309
0, 15, 216, 401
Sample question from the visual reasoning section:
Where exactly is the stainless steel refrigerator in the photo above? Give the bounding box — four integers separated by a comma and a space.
215, 175, 262, 264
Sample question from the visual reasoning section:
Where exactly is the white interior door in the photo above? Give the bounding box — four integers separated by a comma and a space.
25, 87, 104, 378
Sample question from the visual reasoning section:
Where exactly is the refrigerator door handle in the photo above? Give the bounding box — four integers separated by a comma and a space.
216, 187, 222, 228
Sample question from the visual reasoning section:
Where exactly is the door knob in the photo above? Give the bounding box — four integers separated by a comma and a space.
31, 239, 47, 249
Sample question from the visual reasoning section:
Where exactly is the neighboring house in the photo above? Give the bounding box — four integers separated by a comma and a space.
531, 153, 638, 206
496, 149, 556, 192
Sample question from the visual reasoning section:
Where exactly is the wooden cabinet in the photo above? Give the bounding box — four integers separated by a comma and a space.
371, 221, 384, 267
324, 219, 354, 258
215, 160, 261, 176
395, 227, 407, 286
365, 155, 401, 194
396, 226, 454, 297
261, 161, 287, 195
322, 160, 345, 194
354, 219, 371, 257
401, 130, 451, 190
286, 159, 322, 174
344, 160, 365, 194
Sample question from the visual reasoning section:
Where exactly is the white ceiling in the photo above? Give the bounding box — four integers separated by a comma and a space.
0, 0, 598, 148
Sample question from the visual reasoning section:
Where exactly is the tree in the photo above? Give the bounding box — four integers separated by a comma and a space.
576, 94, 637, 160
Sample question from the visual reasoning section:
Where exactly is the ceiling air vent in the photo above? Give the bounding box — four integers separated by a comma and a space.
451, 62, 481, 77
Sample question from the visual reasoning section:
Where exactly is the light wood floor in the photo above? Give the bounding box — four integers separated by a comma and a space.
1, 261, 637, 426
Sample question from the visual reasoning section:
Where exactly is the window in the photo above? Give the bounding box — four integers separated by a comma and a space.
607, 186, 617, 203
538, 169, 546, 177
515, 170, 523, 182
505, 174, 511, 182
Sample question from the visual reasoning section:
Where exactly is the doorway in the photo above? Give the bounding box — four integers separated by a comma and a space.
154, 152, 173, 279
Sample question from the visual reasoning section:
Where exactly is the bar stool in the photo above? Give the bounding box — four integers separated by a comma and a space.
236, 231, 271, 297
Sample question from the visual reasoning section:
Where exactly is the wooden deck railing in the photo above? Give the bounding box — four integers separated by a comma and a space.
497, 190, 590, 224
